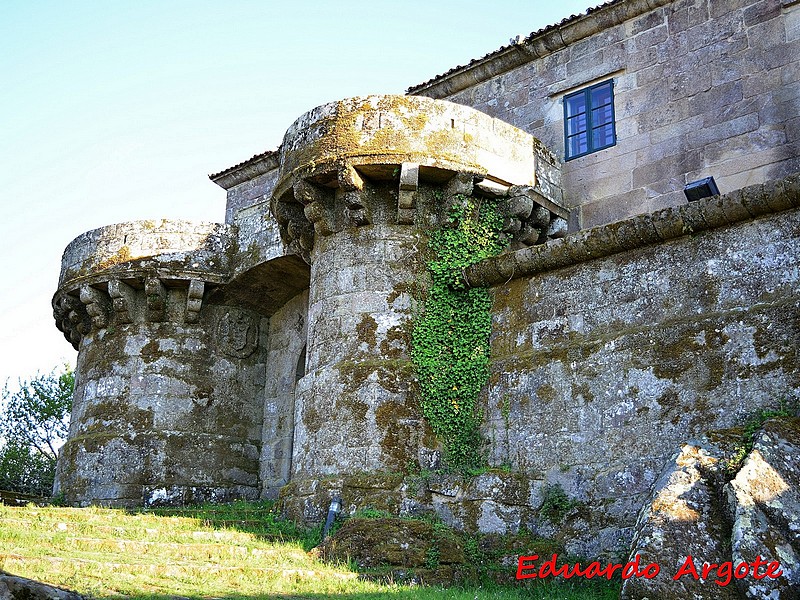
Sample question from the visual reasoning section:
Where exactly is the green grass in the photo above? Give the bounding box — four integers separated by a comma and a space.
0, 502, 618, 599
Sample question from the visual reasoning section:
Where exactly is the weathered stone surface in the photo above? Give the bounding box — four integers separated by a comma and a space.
57, 219, 233, 290
209, 150, 279, 224
483, 202, 800, 558
466, 177, 800, 285
0, 572, 83, 600
622, 444, 738, 600
274, 95, 549, 201
319, 518, 464, 569
621, 418, 800, 599
726, 418, 800, 598
54, 300, 268, 506
51, 1, 800, 572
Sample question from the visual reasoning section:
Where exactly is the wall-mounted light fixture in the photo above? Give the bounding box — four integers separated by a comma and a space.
684, 177, 720, 202
322, 497, 342, 538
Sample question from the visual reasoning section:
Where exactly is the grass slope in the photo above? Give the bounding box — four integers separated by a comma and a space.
0, 502, 618, 599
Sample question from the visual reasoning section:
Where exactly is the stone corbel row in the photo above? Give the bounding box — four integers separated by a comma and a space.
498, 185, 569, 248
444, 172, 569, 249
272, 166, 378, 262
464, 173, 800, 287
270, 164, 569, 261
53, 277, 208, 349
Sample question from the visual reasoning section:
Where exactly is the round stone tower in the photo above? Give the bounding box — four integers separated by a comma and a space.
53, 221, 267, 506
269, 95, 566, 518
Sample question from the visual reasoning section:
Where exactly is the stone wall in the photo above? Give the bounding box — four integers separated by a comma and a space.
291, 221, 424, 478
410, 0, 800, 229
56, 299, 267, 507
56, 95, 569, 507
52, 219, 269, 506
53, 81, 798, 577
210, 152, 280, 225
267, 94, 566, 485
259, 290, 308, 498
476, 197, 799, 557
280, 177, 799, 562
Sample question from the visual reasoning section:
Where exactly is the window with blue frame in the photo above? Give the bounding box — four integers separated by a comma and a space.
564, 80, 616, 160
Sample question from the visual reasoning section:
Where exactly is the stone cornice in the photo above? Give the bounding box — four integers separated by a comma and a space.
464, 173, 800, 287
407, 0, 674, 99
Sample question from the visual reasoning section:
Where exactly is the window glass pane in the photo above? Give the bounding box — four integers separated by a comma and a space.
565, 93, 586, 118
592, 123, 615, 149
591, 103, 613, 126
568, 133, 588, 157
591, 83, 612, 108
567, 113, 587, 136
564, 79, 615, 159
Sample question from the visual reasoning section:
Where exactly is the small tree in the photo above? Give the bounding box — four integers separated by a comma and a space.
0, 366, 74, 496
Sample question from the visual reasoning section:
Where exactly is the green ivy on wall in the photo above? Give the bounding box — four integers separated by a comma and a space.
412, 194, 506, 469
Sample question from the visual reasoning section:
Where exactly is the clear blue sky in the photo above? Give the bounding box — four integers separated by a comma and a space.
0, 0, 601, 387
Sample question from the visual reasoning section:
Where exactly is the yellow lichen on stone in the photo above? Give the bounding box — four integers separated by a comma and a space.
96, 245, 133, 271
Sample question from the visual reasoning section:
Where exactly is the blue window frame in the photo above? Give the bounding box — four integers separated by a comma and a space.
564, 80, 616, 160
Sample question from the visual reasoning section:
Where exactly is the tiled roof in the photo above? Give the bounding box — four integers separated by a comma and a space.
406, 0, 621, 95
208, 149, 278, 184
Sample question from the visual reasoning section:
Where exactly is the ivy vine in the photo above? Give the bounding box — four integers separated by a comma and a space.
412, 194, 506, 470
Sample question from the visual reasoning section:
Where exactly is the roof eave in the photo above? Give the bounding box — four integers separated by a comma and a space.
407, 0, 673, 99
209, 150, 280, 190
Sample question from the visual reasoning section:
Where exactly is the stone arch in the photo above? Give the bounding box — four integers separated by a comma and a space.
295, 344, 307, 382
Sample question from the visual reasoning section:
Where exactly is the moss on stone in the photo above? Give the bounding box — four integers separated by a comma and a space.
355, 313, 377, 348
536, 383, 557, 403
375, 400, 421, 470
318, 516, 572, 587
140, 339, 160, 363
336, 358, 414, 395
386, 281, 411, 305
302, 404, 325, 435
379, 323, 411, 360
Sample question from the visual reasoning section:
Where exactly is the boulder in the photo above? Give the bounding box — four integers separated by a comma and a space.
317, 517, 463, 569
0, 571, 83, 600
726, 418, 800, 599
621, 443, 738, 600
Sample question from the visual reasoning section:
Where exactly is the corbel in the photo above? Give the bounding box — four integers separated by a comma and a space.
108, 279, 136, 324
185, 280, 205, 323
338, 165, 370, 227
397, 162, 419, 225
80, 285, 111, 329
145, 277, 167, 322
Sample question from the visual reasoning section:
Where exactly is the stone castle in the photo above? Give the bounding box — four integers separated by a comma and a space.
53, 0, 799, 595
